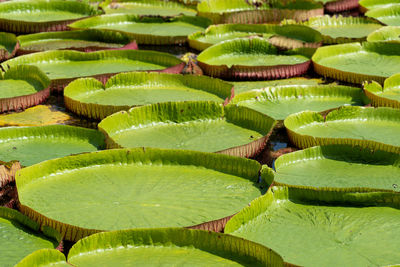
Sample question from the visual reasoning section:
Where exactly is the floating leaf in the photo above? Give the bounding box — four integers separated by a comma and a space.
64, 73, 233, 120
284, 106, 400, 153
15, 249, 68, 267
16, 148, 266, 241
364, 73, 400, 108
365, 4, 400, 26
0, 32, 18, 61
367, 25, 400, 42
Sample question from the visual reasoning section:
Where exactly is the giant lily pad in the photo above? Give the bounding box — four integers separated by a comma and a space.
0, 125, 105, 166
0, 207, 59, 267
101, 0, 197, 16
197, 37, 311, 80
359, 0, 400, 10
17, 229, 286, 266
197, 0, 323, 24
233, 77, 323, 94
64, 73, 233, 120
231, 84, 366, 121
0, 65, 50, 113
312, 42, 400, 84
365, 4, 400, 26
225, 186, 400, 266
0, 0, 101, 33
69, 14, 211, 45
284, 106, 400, 153
16, 148, 266, 241
304, 15, 383, 44
318, 0, 360, 13
17, 29, 135, 55
2, 49, 184, 92
0, 32, 18, 61
367, 26, 400, 42
364, 73, 400, 108
98, 102, 276, 157
188, 23, 322, 51
271, 145, 400, 192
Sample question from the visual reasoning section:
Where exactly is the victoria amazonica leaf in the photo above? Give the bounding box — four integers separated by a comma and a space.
312, 42, 400, 84
197, 37, 311, 80
64, 73, 233, 120
364, 73, 400, 108
16, 148, 266, 241
284, 106, 400, 153
188, 23, 322, 51
272, 145, 400, 192
359, 0, 400, 10
0, 125, 105, 166
0, 207, 59, 267
225, 186, 400, 267
16, 249, 68, 267
69, 14, 211, 45
367, 26, 400, 42
0, 32, 17, 60
366, 4, 400, 26
305, 15, 383, 44
232, 78, 323, 94
101, 0, 197, 16
98, 102, 276, 157
231, 84, 366, 120
0, 0, 101, 33
2, 49, 184, 92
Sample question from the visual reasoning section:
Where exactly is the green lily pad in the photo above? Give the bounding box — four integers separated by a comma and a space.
17, 29, 135, 54
359, 0, 399, 10
0, 0, 101, 33
0, 65, 50, 113
305, 15, 382, 44
312, 42, 400, 84
17, 229, 286, 266
16, 148, 266, 241
197, 37, 311, 80
16, 249, 69, 267
2, 49, 184, 92
64, 73, 233, 120
188, 23, 322, 51
225, 186, 400, 266
364, 73, 400, 108
0, 207, 59, 267
231, 84, 366, 120
0, 32, 18, 60
0, 125, 105, 166
69, 14, 211, 45
197, 0, 323, 24
367, 25, 400, 42
101, 0, 197, 16
284, 106, 400, 153
365, 4, 400, 26
232, 77, 323, 94
98, 101, 276, 157
272, 145, 400, 192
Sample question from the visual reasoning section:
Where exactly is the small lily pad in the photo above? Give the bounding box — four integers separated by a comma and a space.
364, 73, 400, 108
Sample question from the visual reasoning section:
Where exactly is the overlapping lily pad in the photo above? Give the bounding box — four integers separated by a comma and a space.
17, 29, 136, 55
16, 249, 68, 267
0, 125, 105, 166
65, 73, 233, 120
0, 32, 18, 61
197, 37, 311, 80
69, 14, 211, 45
0, 65, 50, 113
0, 207, 60, 267
16, 148, 267, 241
98, 102, 276, 157
225, 186, 400, 266
101, 0, 197, 16
0, 0, 101, 33
197, 0, 323, 24
231, 84, 366, 120
365, 4, 400, 26
285, 106, 400, 153
312, 42, 400, 84
2, 49, 184, 92
319, 0, 360, 13
359, 0, 400, 10
17, 229, 286, 266
233, 77, 323, 94
271, 145, 400, 192
367, 26, 400, 42
364, 73, 400, 108
305, 15, 382, 44
188, 24, 322, 51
